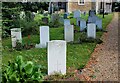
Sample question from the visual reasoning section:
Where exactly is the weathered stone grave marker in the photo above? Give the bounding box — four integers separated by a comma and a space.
64, 25, 74, 42
88, 16, 92, 23
89, 10, 96, 17
48, 40, 66, 75
87, 23, 96, 38
40, 26, 49, 48
88, 16, 98, 23
96, 19, 102, 30
11, 28, 22, 47
74, 10, 81, 18
80, 20, 86, 31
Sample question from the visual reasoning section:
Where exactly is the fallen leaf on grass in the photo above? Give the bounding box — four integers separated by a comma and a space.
83, 75, 91, 81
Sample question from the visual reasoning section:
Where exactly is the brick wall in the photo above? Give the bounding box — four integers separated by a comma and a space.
68, 2, 92, 13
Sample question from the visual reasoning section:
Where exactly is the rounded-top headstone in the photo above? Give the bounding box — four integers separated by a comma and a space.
74, 10, 81, 18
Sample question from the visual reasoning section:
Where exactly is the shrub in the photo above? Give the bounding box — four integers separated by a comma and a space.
15, 40, 23, 51
23, 43, 35, 50
2, 56, 44, 82
2, 29, 10, 38
49, 13, 63, 28
20, 19, 39, 36
19, 11, 39, 36
14, 40, 35, 51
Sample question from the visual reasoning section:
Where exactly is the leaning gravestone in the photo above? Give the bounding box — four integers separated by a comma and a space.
64, 19, 70, 25
64, 25, 74, 42
87, 23, 96, 38
40, 26, 49, 48
80, 20, 86, 31
48, 40, 66, 75
96, 19, 102, 30
11, 28, 22, 47
74, 10, 81, 18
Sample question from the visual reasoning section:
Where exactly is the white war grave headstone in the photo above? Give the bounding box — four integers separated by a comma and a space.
48, 40, 66, 75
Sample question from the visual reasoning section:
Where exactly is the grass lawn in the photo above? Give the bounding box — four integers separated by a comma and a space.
2, 13, 113, 75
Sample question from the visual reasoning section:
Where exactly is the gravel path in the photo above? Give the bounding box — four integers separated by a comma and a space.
80, 13, 119, 81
